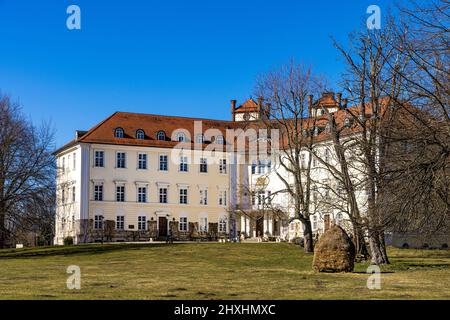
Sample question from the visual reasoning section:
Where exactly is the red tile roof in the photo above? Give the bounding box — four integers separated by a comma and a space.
235, 98, 259, 113
54, 97, 396, 154
54, 112, 241, 154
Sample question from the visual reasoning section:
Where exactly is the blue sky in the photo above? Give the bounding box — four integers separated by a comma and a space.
0, 0, 393, 147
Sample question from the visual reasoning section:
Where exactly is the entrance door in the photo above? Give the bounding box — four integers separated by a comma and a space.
273, 219, 279, 236
256, 217, 264, 237
158, 217, 168, 238
324, 214, 330, 232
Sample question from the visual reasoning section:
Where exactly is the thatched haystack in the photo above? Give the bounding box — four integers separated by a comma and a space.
312, 225, 356, 272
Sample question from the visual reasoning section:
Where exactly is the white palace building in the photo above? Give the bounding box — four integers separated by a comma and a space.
53, 93, 370, 245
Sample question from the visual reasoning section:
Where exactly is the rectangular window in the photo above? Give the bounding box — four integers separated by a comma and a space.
219, 158, 227, 174
199, 189, 208, 205
138, 187, 147, 203
219, 218, 227, 233
62, 157, 65, 173
257, 191, 264, 205
159, 188, 168, 203
94, 184, 103, 201
159, 155, 168, 171
73, 152, 76, 170
251, 160, 257, 174
179, 217, 188, 232
179, 188, 188, 204
199, 217, 208, 232
258, 160, 265, 174
61, 188, 65, 205
179, 155, 188, 172
116, 185, 125, 202
94, 215, 103, 229
72, 186, 76, 202
94, 151, 104, 167
138, 216, 146, 231
266, 191, 272, 204
116, 152, 126, 168
200, 158, 208, 173
337, 182, 343, 196
219, 190, 227, 206
312, 186, 318, 203
138, 153, 147, 170
251, 192, 256, 206
325, 149, 330, 163
116, 216, 124, 230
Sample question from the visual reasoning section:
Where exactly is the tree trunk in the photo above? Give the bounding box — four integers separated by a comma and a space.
303, 219, 314, 253
353, 224, 370, 261
368, 229, 390, 264
0, 211, 5, 249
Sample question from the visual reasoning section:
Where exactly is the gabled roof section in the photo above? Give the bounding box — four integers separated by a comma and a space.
235, 98, 259, 113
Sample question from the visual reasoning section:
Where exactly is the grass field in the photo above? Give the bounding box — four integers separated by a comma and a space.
0, 242, 449, 300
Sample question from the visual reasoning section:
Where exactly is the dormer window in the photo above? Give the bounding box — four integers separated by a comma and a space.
344, 118, 351, 128
215, 135, 224, 145
114, 128, 124, 138
136, 129, 145, 140
157, 131, 166, 141
313, 126, 320, 136
176, 132, 186, 142
196, 134, 204, 144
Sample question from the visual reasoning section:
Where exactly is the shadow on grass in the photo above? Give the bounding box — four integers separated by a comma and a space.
352, 271, 395, 274
0, 242, 187, 259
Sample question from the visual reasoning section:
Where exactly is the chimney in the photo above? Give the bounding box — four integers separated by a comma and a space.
257, 97, 264, 120
336, 93, 342, 109
264, 103, 272, 120
342, 98, 348, 109
308, 95, 313, 116
231, 100, 237, 121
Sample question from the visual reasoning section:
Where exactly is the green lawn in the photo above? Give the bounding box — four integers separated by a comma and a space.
0, 243, 449, 299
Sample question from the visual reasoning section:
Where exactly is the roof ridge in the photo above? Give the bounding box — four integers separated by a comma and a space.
115, 111, 234, 123
78, 111, 120, 142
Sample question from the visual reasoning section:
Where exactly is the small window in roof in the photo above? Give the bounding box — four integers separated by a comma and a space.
196, 134, 204, 144
136, 129, 145, 140
344, 118, 351, 128
176, 132, 186, 142
216, 135, 224, 145
115, 128, 124, 138
157, 131, 166, 141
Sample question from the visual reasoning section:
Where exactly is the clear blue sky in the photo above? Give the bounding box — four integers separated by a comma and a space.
0, 0, 393, 147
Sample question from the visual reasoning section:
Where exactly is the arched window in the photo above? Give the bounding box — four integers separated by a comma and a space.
114, 128, 124, 138
196, 134, 204, 144
215, 135, 224, 145
313, 126, 319, 136
344, 118, 351, 128
136, 129, 145, 140
176, 132, 186, 142
157, 131, 166, 141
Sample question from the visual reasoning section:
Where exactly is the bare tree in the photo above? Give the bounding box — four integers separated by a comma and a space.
253, 61, 327, 253
0, 94, 56, 248
381, 0, 450, 236
331, 0, 449, 263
